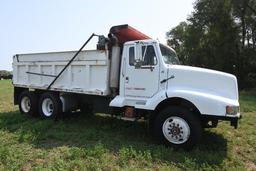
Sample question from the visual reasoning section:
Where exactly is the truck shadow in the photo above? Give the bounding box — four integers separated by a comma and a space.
0, 111, 228, 168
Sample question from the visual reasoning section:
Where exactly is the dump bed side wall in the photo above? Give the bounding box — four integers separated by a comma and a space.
13, 50, 110, 96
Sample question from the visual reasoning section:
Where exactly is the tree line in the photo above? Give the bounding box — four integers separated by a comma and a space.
167, 0, 256, 89
0, 70, 12, 79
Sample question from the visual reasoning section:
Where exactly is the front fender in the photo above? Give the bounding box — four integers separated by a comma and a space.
166, 89, 239, 116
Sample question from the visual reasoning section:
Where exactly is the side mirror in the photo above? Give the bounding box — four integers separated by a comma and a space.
153, 56, 157, 65
134, 60, 143, 69
134, 42, 142, 69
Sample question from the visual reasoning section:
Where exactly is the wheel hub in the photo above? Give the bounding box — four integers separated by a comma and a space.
21, 96, 31, 113
162, 116, 190, 144
42, 98, 54, 116
169, 125, 181, 135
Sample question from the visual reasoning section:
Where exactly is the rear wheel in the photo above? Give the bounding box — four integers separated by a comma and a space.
39, 92, 62, 119
18, 91, 38, 116
153, 106, 202, 150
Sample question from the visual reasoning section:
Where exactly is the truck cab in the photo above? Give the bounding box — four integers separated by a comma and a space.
110, 38, 240, 149
111, 40, 177, 107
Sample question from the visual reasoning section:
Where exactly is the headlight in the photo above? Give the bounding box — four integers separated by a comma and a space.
226, 106, 240, 115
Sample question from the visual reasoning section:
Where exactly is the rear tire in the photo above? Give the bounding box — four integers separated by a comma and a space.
18, 91, 38, 116
153, 106, 202, 150
38, 92, 62, 119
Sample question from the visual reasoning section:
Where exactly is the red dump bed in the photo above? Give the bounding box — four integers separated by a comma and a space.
109, 24, 150, 44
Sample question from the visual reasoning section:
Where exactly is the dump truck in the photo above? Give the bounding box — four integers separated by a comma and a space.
12, 24, 240, 149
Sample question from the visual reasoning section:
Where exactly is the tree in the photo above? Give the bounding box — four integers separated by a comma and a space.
166, 22, 188, 64
0, 70, 12, 79
167, 0, 256, 89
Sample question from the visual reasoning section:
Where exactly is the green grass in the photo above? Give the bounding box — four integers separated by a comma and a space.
0, 79, 255, 171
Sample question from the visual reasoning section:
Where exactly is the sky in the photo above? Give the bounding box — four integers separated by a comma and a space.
0, 0, 195, 71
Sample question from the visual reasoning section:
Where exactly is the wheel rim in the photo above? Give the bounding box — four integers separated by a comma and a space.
42, 98, 54, 117
21, 96, 31, 113
162, 116, 190, 144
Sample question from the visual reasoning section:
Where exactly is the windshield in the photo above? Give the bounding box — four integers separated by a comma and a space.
160, 44, 180, 65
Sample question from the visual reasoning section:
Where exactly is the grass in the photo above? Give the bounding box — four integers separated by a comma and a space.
0, 79, 255, 171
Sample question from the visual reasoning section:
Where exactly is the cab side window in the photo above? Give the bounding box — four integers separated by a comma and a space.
142, 45, 157, 66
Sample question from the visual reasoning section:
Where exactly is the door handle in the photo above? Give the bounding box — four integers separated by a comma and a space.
125, 76, 129, 83
160, 75, 175, 84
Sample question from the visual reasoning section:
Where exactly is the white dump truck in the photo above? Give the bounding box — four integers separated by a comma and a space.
12, 24, 240, 149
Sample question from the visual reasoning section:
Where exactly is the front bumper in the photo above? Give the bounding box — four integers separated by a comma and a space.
202, 113, 241, 129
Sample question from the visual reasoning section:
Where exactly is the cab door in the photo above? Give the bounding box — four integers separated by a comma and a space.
124, 42, 160, 98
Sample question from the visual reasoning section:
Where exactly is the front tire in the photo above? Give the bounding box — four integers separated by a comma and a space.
18, 91, 38, 116
154, 106, 202, 150
38, 92, 62, 119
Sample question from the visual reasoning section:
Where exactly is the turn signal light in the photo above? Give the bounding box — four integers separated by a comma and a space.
226, 106, 239, 115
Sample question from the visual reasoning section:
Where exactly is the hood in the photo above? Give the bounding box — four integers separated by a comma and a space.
168, 65, 239, 101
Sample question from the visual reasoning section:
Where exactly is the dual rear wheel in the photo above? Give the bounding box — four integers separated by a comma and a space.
18, 91, 62, 119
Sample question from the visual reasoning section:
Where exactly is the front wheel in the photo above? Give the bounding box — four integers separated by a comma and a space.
153, 106, 202, 150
